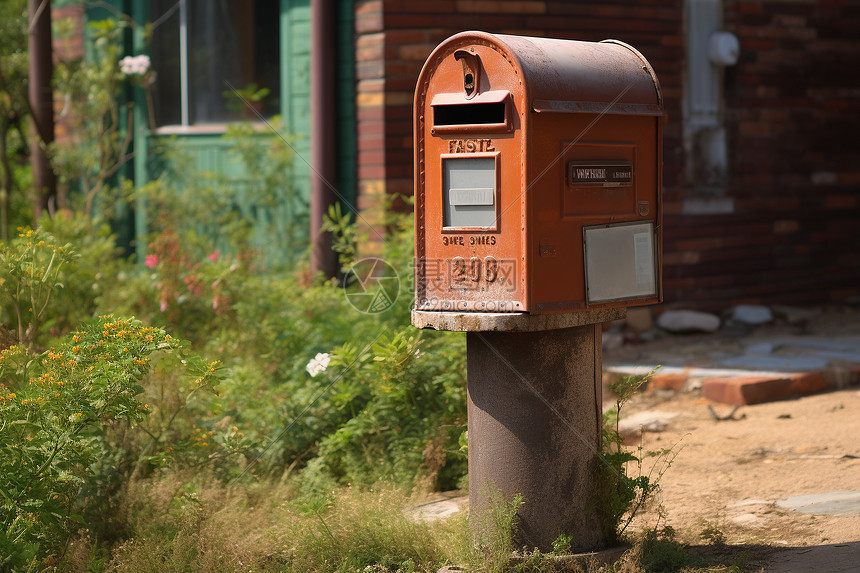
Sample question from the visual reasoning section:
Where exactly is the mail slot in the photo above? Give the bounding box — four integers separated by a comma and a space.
414, 31, 664, 313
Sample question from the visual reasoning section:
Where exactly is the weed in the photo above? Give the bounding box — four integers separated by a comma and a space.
595, 369, 683, 544
552, 533, 574, 556
700, 524, 727, 546
469, 485, 524, 572
0, 227, 77, 351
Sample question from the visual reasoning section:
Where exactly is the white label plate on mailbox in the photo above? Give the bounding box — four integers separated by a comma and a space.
443, 156, 497, 229
583, 221, 657, 303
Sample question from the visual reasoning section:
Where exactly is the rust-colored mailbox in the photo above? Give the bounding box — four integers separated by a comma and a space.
414, 32, 663, 314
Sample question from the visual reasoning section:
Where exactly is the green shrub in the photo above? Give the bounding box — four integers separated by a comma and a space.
99, 172, 468, 491
0, 315, 219, 569
0, 227, 77, 352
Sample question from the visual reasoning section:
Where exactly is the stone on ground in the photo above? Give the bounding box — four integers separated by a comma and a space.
656, 309, 721, 333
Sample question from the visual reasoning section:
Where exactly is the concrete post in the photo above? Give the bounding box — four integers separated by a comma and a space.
412, 309, 623, 553
467, 326, 605, 552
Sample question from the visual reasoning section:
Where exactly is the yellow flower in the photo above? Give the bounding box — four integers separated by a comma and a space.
72, 346, 80, 353
75, 413, 82, 418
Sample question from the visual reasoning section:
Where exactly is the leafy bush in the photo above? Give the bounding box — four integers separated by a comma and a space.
0, 315, 219, 569
0, 227, 77, 352
96, 165, 468, 492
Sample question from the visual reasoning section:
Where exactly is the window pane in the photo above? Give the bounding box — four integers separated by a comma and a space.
150, 0, 181, 126
189, 0, 280, 124
149, 0, 281, 126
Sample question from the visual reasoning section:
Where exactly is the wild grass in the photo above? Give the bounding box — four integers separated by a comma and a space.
60, 474, 466, 572
56, 473, 758, 573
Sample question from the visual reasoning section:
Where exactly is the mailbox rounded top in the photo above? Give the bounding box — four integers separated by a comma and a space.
417, 31, 663, 116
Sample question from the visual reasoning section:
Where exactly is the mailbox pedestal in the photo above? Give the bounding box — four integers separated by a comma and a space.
414, 309, 624, 552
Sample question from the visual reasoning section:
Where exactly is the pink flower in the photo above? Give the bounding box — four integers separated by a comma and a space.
159, 298, 168, 312
209, 250, 220, 261
212, 295, 220, 310
145, 254, 159, 269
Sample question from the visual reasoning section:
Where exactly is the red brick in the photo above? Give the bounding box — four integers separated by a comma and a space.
355, 12, 384, 34
825, 195, 858, 209
355, 1, 382, 16
384, 0, 456, 12
456, 1, 546, 14
702, 372, 828, 406
649, 371, 688, 392
358, 149, 385, 164
386, 178, 414, 196
773, 220, 799, 234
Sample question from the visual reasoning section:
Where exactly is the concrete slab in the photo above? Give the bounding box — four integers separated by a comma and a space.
406, 493, 468, 523
618, 410, 678, 434
719, 355, 830, 371
767, 337, 860, 353
777, 491, 860, 515
606, 365, 798, 381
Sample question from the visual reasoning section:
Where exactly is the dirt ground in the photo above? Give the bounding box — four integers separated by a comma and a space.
603, 306, 860, 571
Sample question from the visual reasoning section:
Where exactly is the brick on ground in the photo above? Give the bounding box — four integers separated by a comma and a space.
702, 371, 827, 406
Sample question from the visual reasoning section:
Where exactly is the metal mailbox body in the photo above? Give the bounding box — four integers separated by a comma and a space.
414, 31, 664, 314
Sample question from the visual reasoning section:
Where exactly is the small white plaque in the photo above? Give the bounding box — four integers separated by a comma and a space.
584, 222, 657, 303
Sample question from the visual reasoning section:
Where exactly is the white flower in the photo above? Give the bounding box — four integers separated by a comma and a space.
306, 352, 331, 377
119, 54, 151, 76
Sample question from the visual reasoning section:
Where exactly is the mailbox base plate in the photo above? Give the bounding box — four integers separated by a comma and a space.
411, 308, 625, 332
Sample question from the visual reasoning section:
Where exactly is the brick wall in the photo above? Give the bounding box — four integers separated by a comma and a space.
355, 0, 860, 307
663, 0, 860, 307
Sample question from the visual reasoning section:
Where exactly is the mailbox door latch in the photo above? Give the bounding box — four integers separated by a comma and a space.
454, 49, 482, 98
